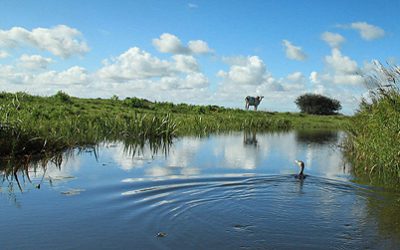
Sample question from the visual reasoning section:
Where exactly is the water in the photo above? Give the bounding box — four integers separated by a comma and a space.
1, 130, 400, 249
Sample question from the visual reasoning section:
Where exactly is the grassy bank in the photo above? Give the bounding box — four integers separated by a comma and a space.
0, 91, 348, 158
344, 64, 400, 188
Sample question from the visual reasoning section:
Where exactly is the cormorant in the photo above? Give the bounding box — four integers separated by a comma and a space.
295, 160, 306, 179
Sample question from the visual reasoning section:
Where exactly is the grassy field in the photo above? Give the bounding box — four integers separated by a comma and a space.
0, 91, 349, 158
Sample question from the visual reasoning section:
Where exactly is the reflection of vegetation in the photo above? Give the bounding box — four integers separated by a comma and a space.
295, 130, 339, 145
365, 190, 400, 246
118, 134, 174, 160
0, 91, 349, 159
344, 64, 400, 187
1, 151, 67, 193
0, 137, 172, 199
1, 153, 60, 206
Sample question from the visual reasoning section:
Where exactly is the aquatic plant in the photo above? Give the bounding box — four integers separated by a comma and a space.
344, 63, 400, 187
0, 92, 178, 158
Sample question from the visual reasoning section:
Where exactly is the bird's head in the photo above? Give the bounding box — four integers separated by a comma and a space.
295, 160, 305, 169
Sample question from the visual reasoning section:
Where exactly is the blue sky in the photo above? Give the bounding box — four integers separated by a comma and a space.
0, 0, 399, 114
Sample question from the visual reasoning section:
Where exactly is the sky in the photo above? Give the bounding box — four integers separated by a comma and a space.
0, 0, 399, 114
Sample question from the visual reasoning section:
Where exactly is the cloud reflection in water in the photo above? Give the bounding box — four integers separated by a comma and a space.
103, 130, 349, 180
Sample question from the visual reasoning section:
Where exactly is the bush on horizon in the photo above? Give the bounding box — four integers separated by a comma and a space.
295, 93, 342, 115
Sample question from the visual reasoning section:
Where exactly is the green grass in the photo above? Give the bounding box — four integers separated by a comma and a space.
0, 91, 348, 159
344, 64, 400, 188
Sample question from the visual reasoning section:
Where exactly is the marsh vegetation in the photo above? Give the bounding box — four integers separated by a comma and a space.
0, 91, 348, 159
344, 64, 400, 188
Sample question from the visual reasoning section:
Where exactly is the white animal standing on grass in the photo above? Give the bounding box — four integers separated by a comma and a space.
245, 96, 264, 111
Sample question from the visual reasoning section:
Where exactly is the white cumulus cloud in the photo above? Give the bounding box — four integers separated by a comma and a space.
282, 72, 306, 91
0, 50, 9, 59
282, 40, 307, 61
286, 71, 304, 82
350, 22, 385, 40
97, 46, 209, 92
98, 47, 173, 81
218, 56, 267, 85
187, 40, 212, 54
325, 48, 358, 75
152, 33, 212, 54
172, 54, 199, 73
315, 48, 363, 85
27, 66, 90, 86
159, 72, 208, 90
183, 72, 208, 88
152, 33, 189, 54
18, 54, 53, 70
309, 71, 320, 84
56, 66, 90, 85
0, 63, 91, 97
321, 32, 345, 48
0, 25, 89, 58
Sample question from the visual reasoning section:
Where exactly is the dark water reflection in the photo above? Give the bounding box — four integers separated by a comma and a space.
1, 130, 399, 249
295, 129, 339, 145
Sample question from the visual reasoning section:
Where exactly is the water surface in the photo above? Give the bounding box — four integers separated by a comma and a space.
1, 130, 399, 249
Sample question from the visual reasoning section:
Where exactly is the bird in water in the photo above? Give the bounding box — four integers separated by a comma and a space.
295, 160, 306, 179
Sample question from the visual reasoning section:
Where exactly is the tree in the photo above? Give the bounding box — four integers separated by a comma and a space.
295, 93, 341, 115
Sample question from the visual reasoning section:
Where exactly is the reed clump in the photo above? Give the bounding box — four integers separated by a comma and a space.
344, 63, 400, 187
0, 92, 178, 157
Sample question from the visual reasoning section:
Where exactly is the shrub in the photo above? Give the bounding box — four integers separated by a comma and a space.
110, 95, 119, 101
53, 91, 72, 103
295, 93, 341, 115
123, 97, 151, 109
194, 106, 206, 114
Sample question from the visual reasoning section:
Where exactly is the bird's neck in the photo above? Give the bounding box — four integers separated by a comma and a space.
299, 166, 304, 176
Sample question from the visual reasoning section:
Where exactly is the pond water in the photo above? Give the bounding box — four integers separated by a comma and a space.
1, 130, 400, 249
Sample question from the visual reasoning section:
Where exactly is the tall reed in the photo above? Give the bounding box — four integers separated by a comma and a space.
0, 92, 178, 157
344, 63, 400, 187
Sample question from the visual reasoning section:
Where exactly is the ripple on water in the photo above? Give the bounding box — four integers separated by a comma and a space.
84, 174, 393, 249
